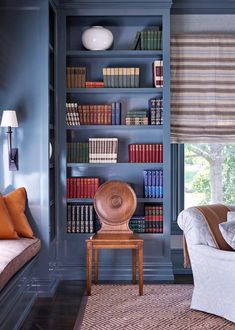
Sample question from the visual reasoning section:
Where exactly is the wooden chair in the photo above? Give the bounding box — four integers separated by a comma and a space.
86, 180, 144, 296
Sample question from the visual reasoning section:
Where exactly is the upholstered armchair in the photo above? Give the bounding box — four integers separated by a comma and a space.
177, 205, 235, 323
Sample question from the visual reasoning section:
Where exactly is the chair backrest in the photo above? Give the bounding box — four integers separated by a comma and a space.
94, 180, 137, 234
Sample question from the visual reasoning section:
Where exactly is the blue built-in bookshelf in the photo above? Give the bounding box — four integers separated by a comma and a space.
57, 1, 173, 281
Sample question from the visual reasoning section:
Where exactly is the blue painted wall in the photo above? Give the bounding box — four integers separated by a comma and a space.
0, 0, 53, 280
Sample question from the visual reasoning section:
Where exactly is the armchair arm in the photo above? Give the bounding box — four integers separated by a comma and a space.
190, 244, 235, 262
177, 208, 216, 248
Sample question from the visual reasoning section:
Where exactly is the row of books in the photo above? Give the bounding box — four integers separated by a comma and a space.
153, 60, 163, 88
66, 102, 121, 125
66, 63, 163, 90
128, 144, 163, 163
149, 98, 163, 125
145, 205, 163, 233
67, 142, 89, 163
66, 67, 86, 88
132, 29, 162, 50
89, 138, 118, 163
66, 103, 80, 126
67, 204, 94, 233
102, 67, 140, 88
143, 170, 163, 198
67, 177, 100, 198
125, 110, 148, 126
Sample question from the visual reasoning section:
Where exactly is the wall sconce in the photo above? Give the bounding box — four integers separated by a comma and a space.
1, 110, 19, 171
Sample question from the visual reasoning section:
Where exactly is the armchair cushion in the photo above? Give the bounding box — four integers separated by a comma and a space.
219, 220, 235, 250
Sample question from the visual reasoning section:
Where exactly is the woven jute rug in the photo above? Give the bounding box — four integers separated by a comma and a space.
74, 284, 235, 330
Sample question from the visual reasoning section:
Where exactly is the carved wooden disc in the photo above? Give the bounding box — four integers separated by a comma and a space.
94, 180, 137, 229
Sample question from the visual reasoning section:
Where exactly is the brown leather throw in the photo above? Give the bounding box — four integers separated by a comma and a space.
184, 204, 233, 268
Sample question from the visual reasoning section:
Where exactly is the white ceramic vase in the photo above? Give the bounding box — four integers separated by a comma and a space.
81, 26, 113, 50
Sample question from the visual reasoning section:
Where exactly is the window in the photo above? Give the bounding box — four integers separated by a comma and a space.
184, 144, 235, 208
172, 143, 235, 232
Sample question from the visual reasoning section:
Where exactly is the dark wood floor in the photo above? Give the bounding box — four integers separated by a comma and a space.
21, 275, 193, 330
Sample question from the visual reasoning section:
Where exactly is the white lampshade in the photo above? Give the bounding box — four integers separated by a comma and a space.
1, 110, 18, 128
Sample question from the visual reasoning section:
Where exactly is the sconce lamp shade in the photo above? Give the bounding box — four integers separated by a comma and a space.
1, 110, 18, 128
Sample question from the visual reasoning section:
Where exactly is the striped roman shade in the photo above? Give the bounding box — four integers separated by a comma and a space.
171, 34, 235, 143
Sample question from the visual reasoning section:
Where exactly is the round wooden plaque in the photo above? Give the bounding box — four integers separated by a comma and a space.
94, 180, 137, 233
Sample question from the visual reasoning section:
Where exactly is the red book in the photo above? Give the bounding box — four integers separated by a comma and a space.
145, 144, 149, 163
135, 144, 139, 163
80, 178, 83, 198
155, 144, 158, 163
149, 144, 152, 162
141, 144, 146, 163
152, 144, 155, 163
159, 144, 163, 163
83, 178, 88, 198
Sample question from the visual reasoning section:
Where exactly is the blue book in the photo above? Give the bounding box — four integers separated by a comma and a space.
111, 102, 116, 125
152, 170, 156, 198
155, 170, 160, 198
147, 170, 152, 198
115, 102, 121, 125
159, 169, 163, 198
143, 170, 148, 198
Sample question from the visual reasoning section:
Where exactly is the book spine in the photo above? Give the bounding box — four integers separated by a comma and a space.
115, 102, 121, 125
143, 170, 148, 198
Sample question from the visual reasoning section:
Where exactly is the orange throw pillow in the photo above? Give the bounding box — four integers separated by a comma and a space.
0, 195, 19, 239
4, 187, 34, 238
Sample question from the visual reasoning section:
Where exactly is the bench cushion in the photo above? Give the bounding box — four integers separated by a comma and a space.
0, 238, 41, 291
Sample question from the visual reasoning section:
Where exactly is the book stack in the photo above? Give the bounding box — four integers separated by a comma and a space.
67, 142, 89, 163
153, 60, 163, 87
144, 205, 163, 233
78, 104, 112, 125
125, 110, 148, 126
132, 29, 162, 50
89, 138, 118, 163
129, 216, 145, 233
67, 177, 100, 198
66, 103, 80, 126
102, 67, 140, 88
85, 81, 104, 88
66, 67, 86, 88
149, 98, 163, 125
128, 144, 163, 163
67, 204, 95, 233
143, 170, 163, 198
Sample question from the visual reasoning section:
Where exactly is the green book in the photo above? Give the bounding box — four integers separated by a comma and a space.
147, 31, 151, 50
114, 68, 119, 87
140, 32, 144, 50
118, 68, 123, 88
102, 68, 108, 87
126, 68, 131, 88
134, 68, 140, 88
130, 68, 135, 88
110, 68, 115, 88
123, 68, 127, 88
106, 68, 111, 87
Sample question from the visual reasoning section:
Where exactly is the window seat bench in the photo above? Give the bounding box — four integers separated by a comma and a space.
0, 238, 41, 329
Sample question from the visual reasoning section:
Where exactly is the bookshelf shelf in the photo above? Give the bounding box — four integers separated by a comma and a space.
66, 88, 163, 94
67, 163, 163, 167
66, 125, 163, 130
67, 197, 163, 203
66, 50, 163, 58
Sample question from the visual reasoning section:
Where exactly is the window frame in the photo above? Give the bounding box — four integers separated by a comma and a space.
171, 144, 184, 234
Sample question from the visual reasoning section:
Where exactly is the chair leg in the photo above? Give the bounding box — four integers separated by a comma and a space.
86, 242, 92, 296
94, 248, 99, 284
132, 249, 136, 284
138, 244, 143, 296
